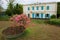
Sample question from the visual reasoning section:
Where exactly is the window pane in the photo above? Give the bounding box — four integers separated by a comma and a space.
32, 6, 34, 10
32, 13, 35, 18
41, 13, 43, 18
47, 6, 49, 10
41, 6, 44, 10
28, 14, 30, 18
45, 14, 50, 18
28, 7, 30, 10
36, 14, 39, 17
36, 6, 39, 10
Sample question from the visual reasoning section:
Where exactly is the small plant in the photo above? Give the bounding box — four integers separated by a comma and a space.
51, 15, 56, 19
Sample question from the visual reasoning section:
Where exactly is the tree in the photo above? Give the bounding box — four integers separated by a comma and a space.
5, 3, 14, 16
0, 6, 3, 12
57, 2, 60, 18
0, 0, 4, 13
5, 0, 15, 16
13, 3, 23, 14
5, 0, 14, 3
5, 0, 23, 16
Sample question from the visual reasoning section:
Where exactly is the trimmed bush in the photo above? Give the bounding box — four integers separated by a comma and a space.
47, 19, 60, 26
51, 15, 56, 19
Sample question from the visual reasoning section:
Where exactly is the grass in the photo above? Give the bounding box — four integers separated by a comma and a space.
0, 19, 60, 40
31, 19, 46, 24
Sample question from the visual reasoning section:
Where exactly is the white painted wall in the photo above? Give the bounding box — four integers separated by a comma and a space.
23, 2, 57, 18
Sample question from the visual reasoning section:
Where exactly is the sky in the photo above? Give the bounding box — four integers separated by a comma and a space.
1, 0, 60, 9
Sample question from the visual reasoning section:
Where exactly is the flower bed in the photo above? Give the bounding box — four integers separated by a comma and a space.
2, 14, 30, 38
2, 26, 25, 38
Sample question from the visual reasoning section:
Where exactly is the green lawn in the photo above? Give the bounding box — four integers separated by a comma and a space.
0, 19, 60, 40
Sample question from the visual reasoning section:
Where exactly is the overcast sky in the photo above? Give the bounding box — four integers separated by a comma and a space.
1, 0, 60, 9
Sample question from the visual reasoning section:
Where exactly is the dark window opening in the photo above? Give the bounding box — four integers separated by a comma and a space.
36, 14, 39, 17
45, 14, 49, 17
28, 14, 30, 18
28, 7, 30, 10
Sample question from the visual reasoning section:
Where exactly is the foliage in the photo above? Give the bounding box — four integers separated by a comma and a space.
2, 14, 30, 36
13, 4, 23, 14
5, 3, 14, 16
57, 2, 60, 18
5, 3, 23, 16
0, 6, 3, 12
10, 14, 30, 27
51, 15, 56, 19
47, 19, 60, 26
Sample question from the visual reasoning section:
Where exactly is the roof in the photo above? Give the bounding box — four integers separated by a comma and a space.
23, 2, 58, 6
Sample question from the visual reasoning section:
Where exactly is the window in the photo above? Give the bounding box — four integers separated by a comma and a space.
45, 14, 50, 17
32, 6, 34, 10
32, 13, 35, 18
36, 6, 39, 10
41, 6, 44, 10
36, 14, 39, 17
41, 13, 43, 18
28, 7, 30, 10
47, 6, 49, 10
28, 14, 30, 18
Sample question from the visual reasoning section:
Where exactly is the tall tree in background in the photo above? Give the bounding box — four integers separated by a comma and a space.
13, 3, 23, 14
0, 0, 4, 13
0, 6, 3, 13
5, 0, 14, 16
5, 3, 14, 16
5, 0, 23, 16
57, 2, 60, 18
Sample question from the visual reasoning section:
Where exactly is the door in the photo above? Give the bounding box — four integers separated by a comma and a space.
41, 13, 43, 18
32, 13, 34, 18
28, 14, 30, 18
45, 14, 50, 18
36, 13, 39, 18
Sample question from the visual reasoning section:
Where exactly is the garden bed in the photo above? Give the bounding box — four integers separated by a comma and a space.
2, 26, 25, 38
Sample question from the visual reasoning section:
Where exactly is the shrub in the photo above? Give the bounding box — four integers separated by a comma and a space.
10, 14, 30, 28
2, 14, 30, 36
51, 15, 56, 19
47, 19, 60, 26
0, 15, 10, 21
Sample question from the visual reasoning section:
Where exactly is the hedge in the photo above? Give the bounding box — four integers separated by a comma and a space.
47, 19, 60, 26
0, 15, 10, 21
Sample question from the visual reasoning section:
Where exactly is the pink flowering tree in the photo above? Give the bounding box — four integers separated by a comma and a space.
2, 14, 30, 37
10, 14, 30, 28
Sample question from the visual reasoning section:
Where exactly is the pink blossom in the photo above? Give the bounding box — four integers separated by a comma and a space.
10, 14, 30, 28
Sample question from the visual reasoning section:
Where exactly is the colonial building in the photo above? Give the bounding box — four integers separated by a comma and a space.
23, 2, 57, 18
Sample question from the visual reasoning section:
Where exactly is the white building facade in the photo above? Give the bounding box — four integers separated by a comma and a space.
23, 2, 57, 19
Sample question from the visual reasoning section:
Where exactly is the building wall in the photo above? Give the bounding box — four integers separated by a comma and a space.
23, 2, 57, 18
